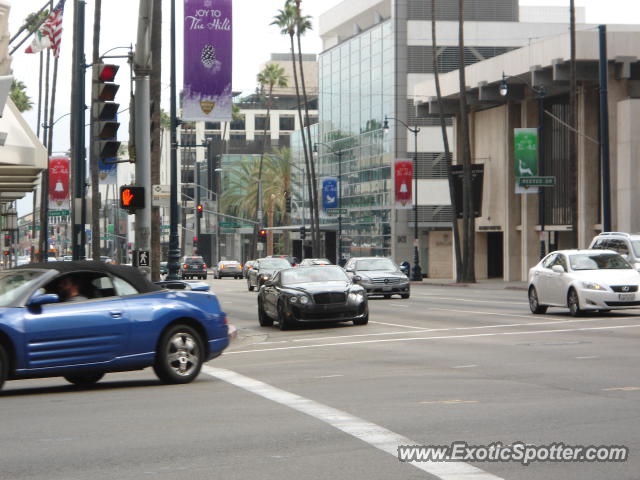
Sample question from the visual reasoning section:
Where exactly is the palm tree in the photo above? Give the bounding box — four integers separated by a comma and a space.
255, 63, 288, 257
432, 0, 462, 282
457, 0, 475, 282
291, 0, 320, 256
263, 148, 292, 253
220, 158, 260, 220
272, 2, 318, 256
150, 0, 162, 278
9, 80, 33, 112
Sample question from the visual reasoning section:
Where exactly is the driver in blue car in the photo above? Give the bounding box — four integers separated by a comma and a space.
57, 276, 89, 302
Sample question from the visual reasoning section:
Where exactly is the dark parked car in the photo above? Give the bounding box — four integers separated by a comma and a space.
242, 260, 256, 279
213, 260, 243, 279
0, 261, 231, 390
180, 256, 207, 280
344, 257, 410, 299
247, 257, 291, 291
257, 265, 368, 330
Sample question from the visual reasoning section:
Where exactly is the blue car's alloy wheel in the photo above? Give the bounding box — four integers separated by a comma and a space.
154, 325, 203, 384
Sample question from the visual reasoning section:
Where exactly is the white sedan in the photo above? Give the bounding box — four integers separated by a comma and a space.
528, 249, 640, 316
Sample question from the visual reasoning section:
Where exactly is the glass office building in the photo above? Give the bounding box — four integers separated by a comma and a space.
314, 20, 395, 260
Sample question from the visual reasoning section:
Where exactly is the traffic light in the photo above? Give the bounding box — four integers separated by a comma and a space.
285, 195, 292, 214
258, 229, 267, 243
193, 237, 198, 249
196, 204, 203, 218
119, 185, 145, 213
93, 62, 121, 161
300, 225, 306, 240
3, 233, 9, 247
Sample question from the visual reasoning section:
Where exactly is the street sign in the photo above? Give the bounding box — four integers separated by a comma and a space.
326, 208, 347, 216
137, 250, 150, 267
152, 184, 171, 207
219, 221, 240, 228
48, 210, 69, 217
519, 176, 556, 187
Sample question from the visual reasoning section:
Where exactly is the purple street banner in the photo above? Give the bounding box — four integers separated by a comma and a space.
183, 0, 232, 121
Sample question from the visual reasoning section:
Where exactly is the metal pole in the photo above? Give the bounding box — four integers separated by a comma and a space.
196, 162, 201, 252
538, 88, 546, 259
72, 0, 86, 260
411, 126, 422, 281
337, 150, 342, 264
166, 0, 180, 279
599, 25, 611, 232
133, 0, 153, 279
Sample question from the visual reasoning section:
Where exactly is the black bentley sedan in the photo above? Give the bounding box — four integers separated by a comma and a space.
257, 265, 369, 330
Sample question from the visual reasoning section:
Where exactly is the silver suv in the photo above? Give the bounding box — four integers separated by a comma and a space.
589, 232, 640, 271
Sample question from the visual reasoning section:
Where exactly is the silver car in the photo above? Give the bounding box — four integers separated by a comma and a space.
344, 257, 410, 299
213, 260, 243, 279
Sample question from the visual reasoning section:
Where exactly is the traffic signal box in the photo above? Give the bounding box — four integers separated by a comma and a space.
93, 63, 121, 161
258, 229, 267, 243
196, 204, 204, 218
120, 185, 145, 213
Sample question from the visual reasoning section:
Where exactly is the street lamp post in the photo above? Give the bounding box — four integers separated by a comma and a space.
384, 116, 422, 281
313, 142, 344, 264
500, 73, 546, 259
166, 0, 180, 280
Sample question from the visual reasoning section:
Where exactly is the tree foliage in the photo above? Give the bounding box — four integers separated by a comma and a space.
10, 80, 33, 112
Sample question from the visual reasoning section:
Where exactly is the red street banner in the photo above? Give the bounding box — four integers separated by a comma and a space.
395, 159, 413, 209
48, 156, 70, 211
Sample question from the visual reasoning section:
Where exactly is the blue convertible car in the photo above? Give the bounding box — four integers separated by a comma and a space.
0, 261, 230, 390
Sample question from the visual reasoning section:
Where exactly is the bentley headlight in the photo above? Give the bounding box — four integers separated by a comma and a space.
289, 295, 310, 304
348, 291, 365, 302
299, 296, 310, 305
582, 281, 606, 291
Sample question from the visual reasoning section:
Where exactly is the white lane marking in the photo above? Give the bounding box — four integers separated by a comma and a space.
260, 341, 289, 345
575, 356, 599, 360
418, 295, 524, 305
315, 374, 344, 379
430, 307, 566, 321
291, 317, 624, 343
370, 320, 427, 330
420, 399, 479, 405
389, 303, 409, 308
452, 365, 478, 369
202, 367, 502, 480
223, 323, 640, 355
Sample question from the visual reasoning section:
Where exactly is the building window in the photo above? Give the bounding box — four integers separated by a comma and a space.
279, 116, 295, 131
230, 115, 245, 130
205, 121, 221, 130
255, 116, 269, 131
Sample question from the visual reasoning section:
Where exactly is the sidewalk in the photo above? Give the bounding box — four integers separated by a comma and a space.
411, 278, 528, 291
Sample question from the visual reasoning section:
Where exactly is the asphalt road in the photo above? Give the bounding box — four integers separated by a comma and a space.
1, 277, 639, 480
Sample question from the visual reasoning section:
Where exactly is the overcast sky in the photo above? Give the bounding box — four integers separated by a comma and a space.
7, 0, 640, 215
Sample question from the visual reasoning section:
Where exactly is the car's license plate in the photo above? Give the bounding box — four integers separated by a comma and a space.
619, 293, 635, 301
382, 286, 392, 291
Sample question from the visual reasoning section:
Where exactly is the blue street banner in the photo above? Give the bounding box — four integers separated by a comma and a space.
99, 157, 117, 185
322, 177, 338, 210
183, 0, 232, 121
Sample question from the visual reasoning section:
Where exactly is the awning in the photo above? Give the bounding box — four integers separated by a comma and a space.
0, 98, 47, 205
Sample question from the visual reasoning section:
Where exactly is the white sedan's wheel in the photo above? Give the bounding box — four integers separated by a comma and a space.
528, 287, 548, 314
568, 288, 583, 317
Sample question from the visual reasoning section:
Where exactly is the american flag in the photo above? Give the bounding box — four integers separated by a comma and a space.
25, 0, 67, 58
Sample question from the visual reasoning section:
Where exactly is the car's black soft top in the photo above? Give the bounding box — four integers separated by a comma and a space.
14, 261, 162, 293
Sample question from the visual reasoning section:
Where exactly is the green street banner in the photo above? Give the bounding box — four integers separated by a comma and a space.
514, 128, 538, 181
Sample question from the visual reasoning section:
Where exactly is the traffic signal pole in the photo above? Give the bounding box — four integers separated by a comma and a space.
133, 0, 153, 278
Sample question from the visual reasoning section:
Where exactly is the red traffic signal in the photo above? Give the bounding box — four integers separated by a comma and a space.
196, 204, 203, 212
258, 229, 267, 242
98, 64, 119, 83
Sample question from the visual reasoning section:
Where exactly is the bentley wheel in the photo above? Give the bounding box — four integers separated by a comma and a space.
568, 288, 583, 317
0, 345, 8, 391
384, 295, 391, 299
64, 372, 105, 386
528, 287, 548, 314
258, 299, 273, 327
278, 301, 291, 331
353, 314, 369, 326
153, 325, 203, 384
248, 280, 254, 292
401, 294, 410, 299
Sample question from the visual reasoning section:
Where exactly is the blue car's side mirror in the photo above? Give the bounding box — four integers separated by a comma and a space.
28, 292, 60, 307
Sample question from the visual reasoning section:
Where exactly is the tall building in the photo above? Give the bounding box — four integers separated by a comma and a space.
314, 0, 578, 275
